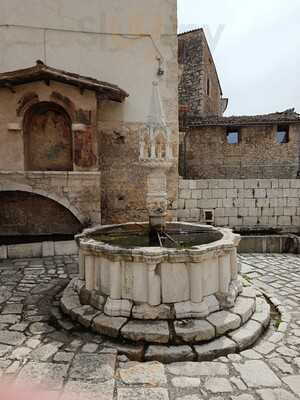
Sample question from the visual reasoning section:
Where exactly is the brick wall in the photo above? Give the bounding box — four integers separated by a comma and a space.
178, 178, 300, 232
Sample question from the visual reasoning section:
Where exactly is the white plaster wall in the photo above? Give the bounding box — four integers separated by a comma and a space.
0, 0, 178, 123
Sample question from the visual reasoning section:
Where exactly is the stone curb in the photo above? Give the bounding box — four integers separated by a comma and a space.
58, 279, 283, 363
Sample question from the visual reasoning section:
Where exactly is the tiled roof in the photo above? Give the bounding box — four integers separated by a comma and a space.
0, 60, 128, 102
185, 109, 300, 127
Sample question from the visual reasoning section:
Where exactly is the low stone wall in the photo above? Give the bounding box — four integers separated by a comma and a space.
0, 171, 101, 226
0, 240, 78, 259
178, 179, 300, 232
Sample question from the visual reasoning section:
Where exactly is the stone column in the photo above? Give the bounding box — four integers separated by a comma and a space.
148, 263, 161, 306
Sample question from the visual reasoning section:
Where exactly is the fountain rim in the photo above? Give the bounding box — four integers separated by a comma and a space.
76, 222, 240, 257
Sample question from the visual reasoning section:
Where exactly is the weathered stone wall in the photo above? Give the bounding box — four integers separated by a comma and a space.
98, 121, 178, 224
0, 171, 101, 227
178, 29, 222, 122
183, 124, 300, 179
178, 178, 300, 232
0, 81, 98, 172
0, 0, 179, 225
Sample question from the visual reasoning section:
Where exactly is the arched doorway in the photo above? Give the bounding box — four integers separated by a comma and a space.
23, 102, 73, 171
0, 191, 82, 239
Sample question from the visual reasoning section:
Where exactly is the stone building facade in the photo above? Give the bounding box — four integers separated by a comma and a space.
177, 28, 300, 233
0, 0, 179, 238
182, 111, 300, 179
178, 29, 228, 124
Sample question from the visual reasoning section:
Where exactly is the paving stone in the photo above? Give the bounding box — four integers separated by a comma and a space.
228, 320, 263, 350
204, 377, 233, 393
229, 297, 255, 324
117, 388, 169, 400
93, 314, 128, 338
53, 351, 74, 363
62, 380, 115, 400
268, 333, 284, 344
16, 361, 68, 390
145, 345, 195, 363
1, 303, 23, 314
10, 322, 30, 332
29, 322, 55, 335
26, 338, 41, 349
167, 362, 229, 376
0, 288, 12, 304
231, 395, 255, 400
254, 342, 276, 355
121, 320, 169, 343
69, 353, 116, 382
257, 388, 298, 400
30, 342, 63, 361
294, 357, 300, 368
195, 336, 237, 361
174, 396, 202, 400
0, 331, 26, 346
207, 311, 241, 336
0, 344, 12, 356
171, 377, 200, 388
282, 376, 300, 397
230, 377, 247, 390
240, 349, 262, 359
119, 361, 167, 385
276, 345, 298, 357
0, 314, 21, 324
11, 346, 32, 360
81, 342, 99, 353
174, 319, 215, 343
269, 357, 294, 374
233, 360, 281, 388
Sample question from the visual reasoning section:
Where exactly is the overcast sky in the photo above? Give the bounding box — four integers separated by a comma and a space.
178, 0, 300, 116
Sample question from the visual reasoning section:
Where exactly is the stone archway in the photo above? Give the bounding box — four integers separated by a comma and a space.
0, 191, 82, 236
23, 101, 73, 171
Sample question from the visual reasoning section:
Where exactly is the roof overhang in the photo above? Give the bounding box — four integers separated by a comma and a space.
0, 60, 129, 103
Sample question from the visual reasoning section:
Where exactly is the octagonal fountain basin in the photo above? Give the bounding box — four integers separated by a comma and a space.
61, 222, 271, 357
73, 222, 242, 320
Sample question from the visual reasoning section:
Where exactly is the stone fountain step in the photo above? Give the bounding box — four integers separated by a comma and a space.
60, 279, 269, 360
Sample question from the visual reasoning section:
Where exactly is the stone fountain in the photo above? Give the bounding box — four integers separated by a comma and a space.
60, 82, 271, 361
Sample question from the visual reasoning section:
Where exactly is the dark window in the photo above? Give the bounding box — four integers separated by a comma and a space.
207, 78, 210, 96
276, 125, 289, 144
204, 210, 214, 223
226, 128, 239, 144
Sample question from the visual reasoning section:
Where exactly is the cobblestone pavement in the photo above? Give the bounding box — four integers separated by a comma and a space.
0, 254, 299, 399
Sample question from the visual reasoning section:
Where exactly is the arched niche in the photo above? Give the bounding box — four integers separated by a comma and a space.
23, 102, 73, 171
0, 191, 82, 236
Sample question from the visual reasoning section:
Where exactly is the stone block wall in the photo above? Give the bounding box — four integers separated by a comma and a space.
183, 124, 300, 179
0, 171, 101, 228
178, 178, 300, 232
